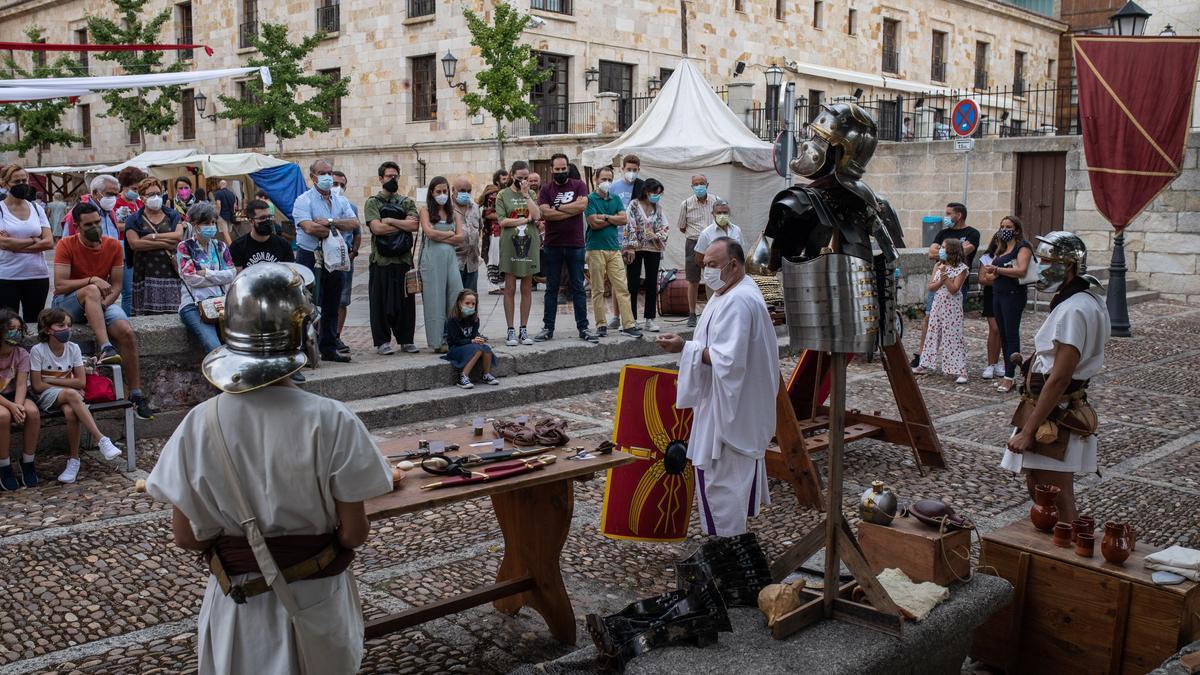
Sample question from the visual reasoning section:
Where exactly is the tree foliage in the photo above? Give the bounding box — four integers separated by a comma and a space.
462, 3, 549, 146
86, 0, 184, 151
0, 26, 85, 165
217, 22, 350, 155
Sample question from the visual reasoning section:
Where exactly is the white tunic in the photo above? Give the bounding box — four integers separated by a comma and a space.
1001, 289, 1109, 474
146, 386, 393, 675
677, 275, 779, 536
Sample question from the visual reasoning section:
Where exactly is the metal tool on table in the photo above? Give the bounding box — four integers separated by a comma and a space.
420, 454, 558, 490
418, 445, 556, 477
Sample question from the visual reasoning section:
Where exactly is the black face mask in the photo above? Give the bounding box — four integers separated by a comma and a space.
382, 177, 398, 194
9, 184, 36, 201
254, 219, 274, 236
552, 172, 569, 185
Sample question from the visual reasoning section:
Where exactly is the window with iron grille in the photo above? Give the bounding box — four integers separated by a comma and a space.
775, 0, 785, 21
879, 99, 898, 140
75, 28, 88, 72
1013, 51, 1026, 96
974, 41, 989, 89
181, 88, 196, 140
847, 9, 856, 35
80, 104, 92, 148
599, 60, 632, 98
881, 19, 900, 74
319, 68, 342, 127
807, 89, 823, 125
316, 0, 339, 33
530, 52, 569, 135
660, 68, 674, 86
931, 30, 946, 82
531, 0, 572, 15
240, 0, 259, 49
237, 81, 265, 147
407, 0, 435, 18
813, 1, 822, 28
128, 123, 141, 146
411, 55, 437, 121
32, 39, 46, 72
177, 3, 193, 61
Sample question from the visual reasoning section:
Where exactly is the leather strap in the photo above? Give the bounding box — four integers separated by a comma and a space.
209, 544, 339, 604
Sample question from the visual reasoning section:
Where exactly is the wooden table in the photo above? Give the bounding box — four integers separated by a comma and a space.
364, 426, 633, 645
970, 520, 1200, 675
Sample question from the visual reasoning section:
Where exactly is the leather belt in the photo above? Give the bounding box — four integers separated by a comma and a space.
209, 544, 338, 604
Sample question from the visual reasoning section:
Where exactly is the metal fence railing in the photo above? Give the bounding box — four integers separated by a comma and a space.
618, 94, 655, 131
852, 83, 1074, 142
316, 4, 340, 32
507, 101, 598, 137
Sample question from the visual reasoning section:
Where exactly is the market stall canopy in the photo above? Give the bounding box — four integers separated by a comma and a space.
0, 87, 91, 103
89, 149, 199, 175
148, 152, 307, 224
26, 164, 107, 176
581, 59, 774, 171
0, 66, 271, 93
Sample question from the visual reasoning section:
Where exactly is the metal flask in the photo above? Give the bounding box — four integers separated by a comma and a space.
782, 253, 878, 354
859, 480, 898, 526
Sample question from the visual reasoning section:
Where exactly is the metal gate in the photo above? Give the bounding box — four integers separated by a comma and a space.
1014, 151, 1066, 240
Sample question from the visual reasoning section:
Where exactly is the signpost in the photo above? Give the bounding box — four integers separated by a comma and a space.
951, 98, 979, 202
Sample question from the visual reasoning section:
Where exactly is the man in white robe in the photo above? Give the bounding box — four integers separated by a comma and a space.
657, 237, 779, 537
145, 263, 392, 674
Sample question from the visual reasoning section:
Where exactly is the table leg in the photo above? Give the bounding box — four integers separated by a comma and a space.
491, 478, 578, 645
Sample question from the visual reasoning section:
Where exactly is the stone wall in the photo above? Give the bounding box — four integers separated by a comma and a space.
869, 131, 1200, 303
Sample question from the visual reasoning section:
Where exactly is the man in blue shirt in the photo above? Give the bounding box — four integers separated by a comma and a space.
292, 158, 360, 362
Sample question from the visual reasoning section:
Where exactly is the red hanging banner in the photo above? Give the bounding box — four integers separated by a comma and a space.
1073, 36, 1200, 230
0, 42, 214, 57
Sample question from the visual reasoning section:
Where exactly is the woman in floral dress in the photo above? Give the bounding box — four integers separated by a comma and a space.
916, 238, 969, 383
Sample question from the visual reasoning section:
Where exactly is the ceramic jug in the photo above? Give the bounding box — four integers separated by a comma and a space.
1101, 521, 1132, 565
1029, 484, 1060, 532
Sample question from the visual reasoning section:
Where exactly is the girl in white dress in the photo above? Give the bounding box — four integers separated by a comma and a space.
915, 238, 969, 383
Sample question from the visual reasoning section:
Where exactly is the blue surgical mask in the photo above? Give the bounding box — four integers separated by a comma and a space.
692, 185, 708, 199
199, 225, 218, 239
455, 191, 471, 206
938, 248, 948, 262
648, 194, 662, 204
3, 329, 21, 345
461, 306, 476, 317
943, 215, 954, 227
316, 174, 334, 191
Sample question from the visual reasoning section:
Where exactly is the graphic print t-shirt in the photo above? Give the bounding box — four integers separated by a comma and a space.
30, 341, 83, 379
230, 234, 296, 269
538, 178, 588, 248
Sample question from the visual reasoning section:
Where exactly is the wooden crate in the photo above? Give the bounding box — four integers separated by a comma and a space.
858, 515, 971, 586
969, 520, 1200, 675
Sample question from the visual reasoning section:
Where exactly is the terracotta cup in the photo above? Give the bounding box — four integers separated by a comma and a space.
1125, 524, 1137, 551
1078, 515, 1096, 530
1071, 519, 1093, 543
1052, 522, 1074, 548
1075, 532, 1095, 558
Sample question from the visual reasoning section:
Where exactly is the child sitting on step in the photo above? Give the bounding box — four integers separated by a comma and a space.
443, 289, 500, 390
0, 309, 40, 490
29, 308, 123, 484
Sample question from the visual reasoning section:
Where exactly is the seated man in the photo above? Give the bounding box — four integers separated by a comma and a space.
231, 199, 295, 272
52, 202, 153, 419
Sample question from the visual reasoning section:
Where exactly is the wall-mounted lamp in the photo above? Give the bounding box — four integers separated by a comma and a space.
647, 75, 661, 94
914, 97, 925, 108
1000, 110, 1010, 121
852, 87, 864, 99
193, 92, 218, 122
584, 66, 600, 88
440, 51, 467, 93
733, 60, 746, 77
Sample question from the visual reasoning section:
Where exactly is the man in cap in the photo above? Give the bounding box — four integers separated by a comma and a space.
145, 263, 392, 674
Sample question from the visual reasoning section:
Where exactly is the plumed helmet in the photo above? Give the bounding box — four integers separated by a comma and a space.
201, 262, 317, 393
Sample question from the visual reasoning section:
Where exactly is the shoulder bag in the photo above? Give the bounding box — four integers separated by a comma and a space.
405, 228, 423, 295
1016, 243, 1040, 286
374, 202, 414, 258
206, 397, 364, 675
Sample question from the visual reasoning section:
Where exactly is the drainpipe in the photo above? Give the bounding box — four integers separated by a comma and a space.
411, 142, 427, 187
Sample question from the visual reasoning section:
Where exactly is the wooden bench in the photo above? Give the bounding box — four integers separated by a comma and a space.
18, 363, 138, 471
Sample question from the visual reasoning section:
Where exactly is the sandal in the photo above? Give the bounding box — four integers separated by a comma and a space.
997, 378, 1015, 393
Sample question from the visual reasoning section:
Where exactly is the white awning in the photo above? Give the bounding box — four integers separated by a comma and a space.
0, 66, 271, 91
0, 86, 92, 103
789, 62, 953, 96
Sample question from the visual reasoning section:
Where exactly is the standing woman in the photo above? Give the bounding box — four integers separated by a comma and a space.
176, 203, 235, 354
125, 178, 184, 315
622, 178, 669, 332
0, 165, 54, 322
418, 176, 464, 353
978, 230, 1003, 380
980, 215, 1033, 392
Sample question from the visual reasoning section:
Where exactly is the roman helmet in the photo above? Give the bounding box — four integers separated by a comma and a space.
790, 102, 881, 208
202, 262, 319, 394
1033, 230, 1102, 293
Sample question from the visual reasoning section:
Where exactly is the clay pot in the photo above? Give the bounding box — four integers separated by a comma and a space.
1052, 522, 1074, 548
1101, 521, 1132, 566
1078, 515, 1095, 530
1029, 484, 1061, 532
1075, 532, 1095, 558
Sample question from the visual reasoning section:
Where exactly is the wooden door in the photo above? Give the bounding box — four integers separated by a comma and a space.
1014, 152, 1066, 240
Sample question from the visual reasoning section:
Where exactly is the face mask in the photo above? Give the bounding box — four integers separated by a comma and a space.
552, 172, 569, 185
124, 190, 139, 202
9, 184, 36, 201
254, 219, 275, 236
998, 229, 1015, 242
382, 177, 399, 194
648, 194, 662, 204
693, 185, 708, 199
99, 195, 118, 211
145, 195, 164, 211
82, 227, 102, 243
455, 191, 471, 206
3, 329, 21, 345
177, 188, 191, 200
715, 214, 730, 227
624, 171, 638, 182
331, 185, 344, 197
938, 248, 948, 262
702, 265, 727, 292
52, 329, 71, 344
199, 225, 218, 239
461, 306, 476, 317
434, 193, 449, 206
943, 215, 954, 227
598, 180, 613, 194
316, 174, 334, 191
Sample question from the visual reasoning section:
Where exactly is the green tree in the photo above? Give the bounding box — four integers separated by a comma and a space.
217, 23, 350, 156
462, 3, 549, 167
86, 0, 184, 153
0, 26, 85, 166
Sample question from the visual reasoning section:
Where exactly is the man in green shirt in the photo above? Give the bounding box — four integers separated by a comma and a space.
494, 160, 542, 347
364, 161, 420, 355
584, 166, 640, 338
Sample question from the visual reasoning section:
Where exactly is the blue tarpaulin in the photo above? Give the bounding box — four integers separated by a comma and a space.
249, 163, 307, 224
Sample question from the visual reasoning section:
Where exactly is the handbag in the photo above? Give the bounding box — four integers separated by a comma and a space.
198, 296, 225, 325
205, 397, 364, 675
405, 230, 424, 295
83, 373, 117, 404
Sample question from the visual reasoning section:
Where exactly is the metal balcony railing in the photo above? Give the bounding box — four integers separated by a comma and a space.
507, 101, 597, 137
531, 0, 572, 14
239, 20, 258, 49
316, 4, 339, 32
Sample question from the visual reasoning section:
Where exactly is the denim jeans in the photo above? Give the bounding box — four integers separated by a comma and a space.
179, 302, 222, 354
541, 245, 588, 333
121, 264, 133, 316
296, 248, 344, 356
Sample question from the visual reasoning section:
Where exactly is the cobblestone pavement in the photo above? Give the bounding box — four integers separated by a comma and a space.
2, 301, 1198, 674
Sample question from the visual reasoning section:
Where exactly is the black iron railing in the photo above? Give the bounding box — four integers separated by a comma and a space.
316, 4, 339, 32
508, 101, 598, 137
408, 0, 434, 17
239, 21, 258, 48
618, 94, 654, 131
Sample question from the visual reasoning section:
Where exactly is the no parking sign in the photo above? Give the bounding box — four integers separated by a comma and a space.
952, 98, 980, 137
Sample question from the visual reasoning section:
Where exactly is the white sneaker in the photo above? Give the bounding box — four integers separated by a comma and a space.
644, 320, 661, 332
981, 364, 995, 379
98, 437, 121, 461
995, 361, 1006, 375
58, 458, 81, 483
505, 328, 517, 347
955, 375, 969, 384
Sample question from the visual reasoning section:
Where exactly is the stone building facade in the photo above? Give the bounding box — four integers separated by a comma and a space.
0, 0, 1062, 202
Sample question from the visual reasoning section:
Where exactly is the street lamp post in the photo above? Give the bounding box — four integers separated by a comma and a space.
1104, 0, 1150, 338
440, 51, 467, 93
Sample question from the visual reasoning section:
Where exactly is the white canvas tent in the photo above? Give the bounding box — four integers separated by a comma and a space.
582, 59, 781, 269
88, 149, 200, 176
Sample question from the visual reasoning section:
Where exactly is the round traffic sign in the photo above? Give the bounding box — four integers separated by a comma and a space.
952, 98, 980, 137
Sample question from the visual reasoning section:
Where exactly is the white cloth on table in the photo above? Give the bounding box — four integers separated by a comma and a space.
1145, 545, 1200, 581
677, 275, 778, 536
1001, 290, 1109, 474
145, 386, 392, 675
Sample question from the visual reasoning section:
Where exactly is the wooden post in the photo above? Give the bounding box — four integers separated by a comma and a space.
823, 353, 847, 616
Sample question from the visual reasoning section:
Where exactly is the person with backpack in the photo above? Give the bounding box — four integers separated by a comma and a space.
364, 161, 420, 355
